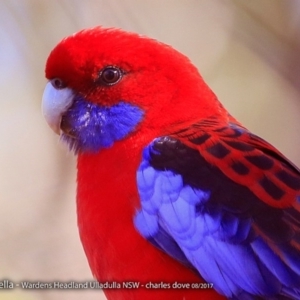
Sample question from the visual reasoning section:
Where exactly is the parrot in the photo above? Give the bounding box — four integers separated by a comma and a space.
42, 26, 300, 300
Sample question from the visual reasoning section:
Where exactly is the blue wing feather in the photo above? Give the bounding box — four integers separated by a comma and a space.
134, 136, 300, 299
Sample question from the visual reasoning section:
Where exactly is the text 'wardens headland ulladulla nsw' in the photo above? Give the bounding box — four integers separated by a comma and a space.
0, 280, 213, 290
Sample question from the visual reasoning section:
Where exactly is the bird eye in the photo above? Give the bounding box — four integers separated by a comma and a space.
99, 66, 123, 86
50, 78, 67, 89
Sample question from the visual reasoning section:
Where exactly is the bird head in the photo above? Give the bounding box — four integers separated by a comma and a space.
42, 27, 221, 153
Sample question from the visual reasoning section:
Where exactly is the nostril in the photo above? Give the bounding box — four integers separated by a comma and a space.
50, 78, 67, 89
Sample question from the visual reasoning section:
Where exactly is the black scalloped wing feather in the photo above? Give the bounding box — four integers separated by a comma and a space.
174, 120, 300, 209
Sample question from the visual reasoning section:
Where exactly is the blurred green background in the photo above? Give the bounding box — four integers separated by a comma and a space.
1, 1, 300, 299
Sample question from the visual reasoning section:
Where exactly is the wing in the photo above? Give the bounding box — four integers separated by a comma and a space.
134, 120, 300, 299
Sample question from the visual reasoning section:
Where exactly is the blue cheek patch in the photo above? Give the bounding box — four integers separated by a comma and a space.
61, 96, 144, 153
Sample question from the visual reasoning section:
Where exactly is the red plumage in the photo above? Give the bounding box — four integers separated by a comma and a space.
45, 27, 226, 299
77, 141, 224, 299
43, 27, 300, 299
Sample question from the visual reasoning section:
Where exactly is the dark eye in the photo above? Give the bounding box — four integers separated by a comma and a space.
50, 78, 67, 89
99, 66, 123, 86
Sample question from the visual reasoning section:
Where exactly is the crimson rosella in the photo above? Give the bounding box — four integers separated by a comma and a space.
42, 27, 300, 300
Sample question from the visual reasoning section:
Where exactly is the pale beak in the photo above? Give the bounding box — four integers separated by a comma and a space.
42, 81, 74, 134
